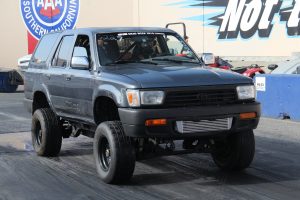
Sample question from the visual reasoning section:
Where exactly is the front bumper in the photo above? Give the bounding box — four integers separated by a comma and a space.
119, 102, 260, 138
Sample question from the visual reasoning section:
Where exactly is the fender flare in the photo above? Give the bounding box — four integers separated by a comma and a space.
32, 83, 56, 112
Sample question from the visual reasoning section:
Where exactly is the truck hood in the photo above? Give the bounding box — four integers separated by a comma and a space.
106, 64, 253, 88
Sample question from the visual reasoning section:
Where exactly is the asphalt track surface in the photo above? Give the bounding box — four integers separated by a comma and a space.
1, 92, 300, 200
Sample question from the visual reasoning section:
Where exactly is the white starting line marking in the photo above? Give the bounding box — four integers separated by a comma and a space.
0, 112, 29, 121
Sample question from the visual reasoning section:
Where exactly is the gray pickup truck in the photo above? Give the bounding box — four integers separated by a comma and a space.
24, 27, 260, 184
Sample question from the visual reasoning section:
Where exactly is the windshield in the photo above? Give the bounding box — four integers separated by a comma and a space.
96, 32, 200, 66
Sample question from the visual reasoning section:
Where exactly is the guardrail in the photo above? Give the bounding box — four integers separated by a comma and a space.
255, 74, 300, 121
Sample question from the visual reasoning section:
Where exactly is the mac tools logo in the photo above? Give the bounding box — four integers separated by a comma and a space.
173, 0, 300, 39
20, 0, 80, 39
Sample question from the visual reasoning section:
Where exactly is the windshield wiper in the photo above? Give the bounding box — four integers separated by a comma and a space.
107, 60, 158, 66
152, 58, 199, 64
158, 53, 173, 56
114, 60, 136, 64
105, 60, 134, 66
139, 60, 158, 65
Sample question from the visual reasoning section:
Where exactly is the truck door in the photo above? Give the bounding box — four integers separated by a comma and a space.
49, 35, 76, 116
62, 34, 94, 123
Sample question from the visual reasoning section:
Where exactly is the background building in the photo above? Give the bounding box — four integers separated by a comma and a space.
1, 0, 300, 68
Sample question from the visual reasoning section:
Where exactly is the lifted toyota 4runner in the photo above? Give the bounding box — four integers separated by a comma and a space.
24, 27, 260, 184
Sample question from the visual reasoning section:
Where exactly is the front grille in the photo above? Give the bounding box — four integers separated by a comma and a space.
164, 88, 238, 107
175, 118, 233, 134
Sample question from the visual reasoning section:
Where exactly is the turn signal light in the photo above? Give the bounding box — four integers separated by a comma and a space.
240, 112, 256, 119
145, 119, 167, 126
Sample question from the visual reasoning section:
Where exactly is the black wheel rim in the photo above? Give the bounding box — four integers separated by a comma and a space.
35, 122, 42, 146
99, 137, 111, 171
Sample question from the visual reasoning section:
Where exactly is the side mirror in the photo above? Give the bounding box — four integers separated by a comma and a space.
201, 53, 215, 65
268, 64, 278, 71
71, 47, 90, 70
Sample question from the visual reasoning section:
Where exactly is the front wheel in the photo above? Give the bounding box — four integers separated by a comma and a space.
211, 130, 255, 171
93, 121, 136, 184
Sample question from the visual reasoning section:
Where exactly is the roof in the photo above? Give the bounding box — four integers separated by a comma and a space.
62, 27, 176, 34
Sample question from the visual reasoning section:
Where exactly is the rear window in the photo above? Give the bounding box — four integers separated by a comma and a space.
32, 33, 60, 64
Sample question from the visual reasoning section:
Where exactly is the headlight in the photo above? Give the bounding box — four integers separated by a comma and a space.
236, 85, 256, 100
141, 91, 164, 105
126, 90, 165, 107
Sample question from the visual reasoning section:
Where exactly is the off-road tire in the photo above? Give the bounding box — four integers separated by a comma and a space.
31, 108, 62, 156
93, 121, 136, 184
211, 130, 255, 171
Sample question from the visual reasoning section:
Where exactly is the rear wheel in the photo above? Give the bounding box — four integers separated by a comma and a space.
211, 130, 255, 171
93, 121, 136, 184
31, 108, 62, 156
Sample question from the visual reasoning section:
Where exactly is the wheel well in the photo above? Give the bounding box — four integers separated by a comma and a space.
94, 97, 120, 125
33, 91, 50, 114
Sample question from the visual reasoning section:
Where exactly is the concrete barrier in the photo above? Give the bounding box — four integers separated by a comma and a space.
0, 69, 23, 93
255, 74, 300, 121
